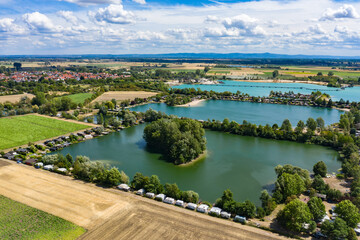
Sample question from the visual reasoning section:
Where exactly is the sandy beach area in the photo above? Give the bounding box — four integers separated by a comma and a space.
176, 99, 206, 107
235, 79, 328, 86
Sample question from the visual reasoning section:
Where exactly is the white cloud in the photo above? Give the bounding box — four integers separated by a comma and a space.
320, 4, 359, 21
132, 0, 145, 5
3, 0, 360, 55
223, 14, 258, 29
205, 15, 219, 23
90, 4, 136, 24
58, 11, 79, 25
221, 14, 266, 36
59, 0, 122, 6
23, 12, 62, 33
0, 18, 25, 34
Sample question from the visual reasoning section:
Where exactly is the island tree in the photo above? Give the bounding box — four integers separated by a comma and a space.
143, 118, 206, 164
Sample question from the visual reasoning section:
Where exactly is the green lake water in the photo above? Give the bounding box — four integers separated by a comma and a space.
55, 124, 340, 205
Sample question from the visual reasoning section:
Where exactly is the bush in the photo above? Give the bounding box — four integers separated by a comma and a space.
336, 174, 344, 179
182, 190, 199, 203
313, 161, 327, 177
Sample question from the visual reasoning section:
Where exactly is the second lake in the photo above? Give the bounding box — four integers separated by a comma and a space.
129, 100, 343, 126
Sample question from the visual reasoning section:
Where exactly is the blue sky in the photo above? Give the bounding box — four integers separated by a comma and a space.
0, 0, 360, 55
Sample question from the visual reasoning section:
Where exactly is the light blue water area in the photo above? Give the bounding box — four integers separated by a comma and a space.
130, 100, 343, 126
173, 80, 360, 102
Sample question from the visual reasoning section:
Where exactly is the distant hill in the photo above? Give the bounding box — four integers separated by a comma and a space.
1, 52, 360, 60
116, 52, 360, 59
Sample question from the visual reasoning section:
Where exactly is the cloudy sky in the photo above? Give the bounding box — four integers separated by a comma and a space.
0, 0, 360, 56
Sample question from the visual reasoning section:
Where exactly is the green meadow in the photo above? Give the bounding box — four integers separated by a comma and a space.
61, 93, 93, 104
0, 115, 89, 150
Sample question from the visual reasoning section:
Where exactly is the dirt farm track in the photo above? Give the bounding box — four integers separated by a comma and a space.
0, 159, 289, 240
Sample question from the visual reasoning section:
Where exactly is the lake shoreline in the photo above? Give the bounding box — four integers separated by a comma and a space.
177, 150, 207, 167
175, 99, 206, 107
233, 79, 329, 86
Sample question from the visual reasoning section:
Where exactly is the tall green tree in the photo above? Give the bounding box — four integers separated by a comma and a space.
306, 118, 317, 131
313, 161, 327, 177
321, 218, 350, 240
144, 175, 163, 194
274, 173, 306, 203
277, 199, 314, 232
335, 200, 360, 228
280, 119, 292, 132
307, 197, 325, 221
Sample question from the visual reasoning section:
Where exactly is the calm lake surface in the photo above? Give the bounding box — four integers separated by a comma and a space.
56, 124, 340, 204
173, 80, 360, 102
130, 100, 343, 126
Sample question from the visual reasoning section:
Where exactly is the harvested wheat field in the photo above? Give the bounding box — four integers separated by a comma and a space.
93, 91, 158, 103
0, 93, 34, 103
0, 159, 288, 240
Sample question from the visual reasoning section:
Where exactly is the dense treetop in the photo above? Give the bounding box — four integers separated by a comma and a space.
143, 118, 206, 164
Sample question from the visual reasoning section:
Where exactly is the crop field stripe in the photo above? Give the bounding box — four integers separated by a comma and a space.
14, 117, 82, 133
0, 195, 85, 240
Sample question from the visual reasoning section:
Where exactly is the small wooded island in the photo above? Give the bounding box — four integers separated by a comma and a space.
143, 118, 207, 165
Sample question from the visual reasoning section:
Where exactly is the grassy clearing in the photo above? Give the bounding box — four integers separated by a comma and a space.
0, 115, 89, 150
59, 93, 93, 104
0, 195, 85, 240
